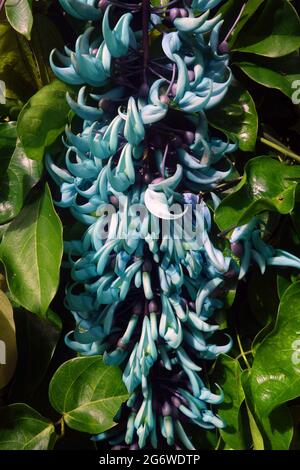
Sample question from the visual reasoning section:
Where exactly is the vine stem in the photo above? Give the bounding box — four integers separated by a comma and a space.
223, 3, 246, 44
259, 136, 300, 164
0, 0, 5, 12
236, 329, 251, 369
142, 0, 150, 83
55, 417, 65, 440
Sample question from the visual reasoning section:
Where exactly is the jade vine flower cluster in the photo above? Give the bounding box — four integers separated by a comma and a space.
47, 0, 300, 449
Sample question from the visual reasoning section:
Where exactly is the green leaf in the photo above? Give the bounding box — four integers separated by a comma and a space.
277, 273, 293, 299
49, 356, 129, 434
249, 281, 300, 417
215, 157, 300, 231
0, 121, 17, 149
0, 290, 17, 390
30, 15, 64, 86
5, 0, 33, 40
10, 308, 61, 401
17, 80, 73, 161
0, 23, 40, 103
207, 82, 258, 152
0, 142, 43, 224
213, 355, 246, 449
232, 0, 300, 57
150, 0, 168, 6
0, 404, 56, 450
242, 373, 264, 450
249, 268, 279, 326
0, 184, 63, 317
237, 54, 300, 98
242, 370, 293, 450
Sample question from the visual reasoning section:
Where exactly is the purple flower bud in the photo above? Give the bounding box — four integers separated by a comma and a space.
99, 98, 110, 111
171, 396, 181, 408
169, 8, 180, 22
179, 8, 188, 18
98, 0, 109, 10
218, 40, 230, 54
109, 195, 119, 207
231, 241, 244, 258
117, 339, 127, 349
160, 95, 170, 105
162, 401, 172, 416
184, 131, 195, 145
149, 300, 158, 313
143, 172, 152, 184
188, 70, 195, 82
143, 260, 152, 272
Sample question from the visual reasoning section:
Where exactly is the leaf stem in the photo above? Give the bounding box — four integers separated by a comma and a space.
259, 136, 300, 164
236, 330, 251, 369
55, 416, 65, 440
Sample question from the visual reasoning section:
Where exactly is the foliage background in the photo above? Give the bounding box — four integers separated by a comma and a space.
1, 0, 300, 450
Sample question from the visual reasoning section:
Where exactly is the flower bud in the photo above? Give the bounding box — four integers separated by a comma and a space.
184, 131, 195, 145
99, 98, 110, 111
160, 95, 170, 105
179, 8, 188, 18
169, 8, 180, 21
149, 300, 158, 313
231, 241, 244, 258
188, 70, 195, 82
98, 0, 109, 10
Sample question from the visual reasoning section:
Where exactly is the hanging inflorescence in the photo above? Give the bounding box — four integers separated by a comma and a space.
47, 0, 300, 449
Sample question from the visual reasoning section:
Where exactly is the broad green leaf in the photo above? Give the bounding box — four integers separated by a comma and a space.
213, 355, 246, 449
232, 0, 300, 57
242, 371, 293, 450
0, 79, 5, 104
0, 184, 63, 317
0, 404, 56, 450
49, 356, 129, 434
0, 290, 17, 390
0, 121, 17, 149
249, 268, 279, 326
10, 308, 61, 401
17, 80, 73, 161
0, 141, 43, 224
5, 0, 33, 40
215, 157, 300, 231
277, 273, 293, 299
207, 82, 258, 152
150, 0, 168, 6
30, 15, 64, 86
0, 23, 41, 103
249, 281, 300, 417
237, 54, 300, 98
0, 223, 10, 240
